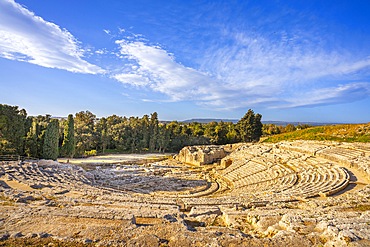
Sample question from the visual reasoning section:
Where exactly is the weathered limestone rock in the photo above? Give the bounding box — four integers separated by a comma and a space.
175, 145, 228, 166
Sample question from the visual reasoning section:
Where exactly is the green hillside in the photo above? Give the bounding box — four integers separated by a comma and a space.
263, 123, 370, 143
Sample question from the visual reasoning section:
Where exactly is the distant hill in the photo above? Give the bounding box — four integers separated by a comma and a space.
182, 118, 339, 126
182, 118, 238, 124
263, 123, 370, 143
261, 121, 341, 127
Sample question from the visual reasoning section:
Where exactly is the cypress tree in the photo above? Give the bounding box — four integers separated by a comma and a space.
0, 104, 27, 155
62, 114, 75, 158
237, 109, 263, 142
25, 119, 38, 157
149, 112, 159, 152
252, 113, 263, 141
43, 119, 59, 160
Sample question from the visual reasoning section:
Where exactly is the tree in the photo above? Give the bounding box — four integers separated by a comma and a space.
252, 113, 263, 141
284, 124, 296, 133
0, 104, 27, 155
140, 115, 150, 150
226, 123, 238, 143
262, 124, 281, 135
74, 111, 96, 156
35, 114, 52, 158
214, 121, 229, 144
62, 114, 75, 158
204, 121, 218, 144
149, 112, 159, 152
25, 119, 38, 157
96, 117, 109, 153
237, 109, 263, 142
42, 119, 59, 160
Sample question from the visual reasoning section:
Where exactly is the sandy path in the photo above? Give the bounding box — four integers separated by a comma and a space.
58, 153, 172, 165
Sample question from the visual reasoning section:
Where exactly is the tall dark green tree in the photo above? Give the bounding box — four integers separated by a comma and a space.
96, 117, 109, 153
157, 123, 170, 153
74, 111, 96, 156
25, 119, 38, 157
42, 119, 59, 160
140, 115, 150, 150
252, 113, 263, 141
35, 115, 52, 158
0, 104, 27, 155
149, 112, 159, 152
237, 109, 263, 142
62, 114, 75, 158
214, 121, 229, 144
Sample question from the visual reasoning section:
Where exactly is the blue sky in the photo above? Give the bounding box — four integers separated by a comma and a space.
1, 0, 370, 122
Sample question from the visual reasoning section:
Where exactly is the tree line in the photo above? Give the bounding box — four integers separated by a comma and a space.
0, 104, 265, 160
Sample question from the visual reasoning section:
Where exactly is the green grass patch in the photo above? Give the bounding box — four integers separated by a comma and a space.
263, 123, 370, 143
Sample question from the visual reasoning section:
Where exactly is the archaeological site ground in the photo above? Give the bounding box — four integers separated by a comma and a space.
1, 141, 370, 246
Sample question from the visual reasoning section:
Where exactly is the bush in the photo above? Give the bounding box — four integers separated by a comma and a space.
84, 150, 97, 157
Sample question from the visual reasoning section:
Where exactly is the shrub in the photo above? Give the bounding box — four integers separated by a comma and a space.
84, 150, 97, 157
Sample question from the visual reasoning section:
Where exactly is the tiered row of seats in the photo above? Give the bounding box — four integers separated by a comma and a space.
215, 143, 351, 201
317, 147, 364, 165
281, 157, 350, 198
1, 161, 183, 217
0, 161, 93, 192
347, 143, 370, 156
179, 182, 219, 198
278, 141, 329, 156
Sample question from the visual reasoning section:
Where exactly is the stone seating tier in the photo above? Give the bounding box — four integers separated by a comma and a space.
216, 143, 353, 200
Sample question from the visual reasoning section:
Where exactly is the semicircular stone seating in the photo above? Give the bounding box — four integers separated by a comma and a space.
0, 141, 367, 211
211, 142, 357, 202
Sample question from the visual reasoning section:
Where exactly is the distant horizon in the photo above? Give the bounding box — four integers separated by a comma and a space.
3, 102, 366, 124
1, 0, 370, 123
30, 111, 361, 125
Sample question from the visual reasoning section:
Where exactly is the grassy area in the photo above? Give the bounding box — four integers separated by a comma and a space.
263, 123, 370, 143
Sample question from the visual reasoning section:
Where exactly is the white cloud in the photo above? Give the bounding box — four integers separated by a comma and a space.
113, 40, 220, 101
112, 32, 370, 110
113, 73, 150, 87
95, 48, 108, 55
202, 32, 370, 90
0, 0, 104, 74
277, 83, 370, 108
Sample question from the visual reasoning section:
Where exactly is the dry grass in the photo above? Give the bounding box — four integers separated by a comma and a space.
263, 123, 370, 143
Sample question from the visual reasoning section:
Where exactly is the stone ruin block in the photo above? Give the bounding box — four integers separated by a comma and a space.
175, 145, 228, 166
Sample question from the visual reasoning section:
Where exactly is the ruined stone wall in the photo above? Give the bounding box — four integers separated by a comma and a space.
175, 145, 228, 166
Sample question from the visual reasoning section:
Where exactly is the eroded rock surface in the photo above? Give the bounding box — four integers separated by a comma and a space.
0, 141, 369, 246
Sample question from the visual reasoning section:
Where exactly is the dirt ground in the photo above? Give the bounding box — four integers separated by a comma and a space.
57, 153, 172, 165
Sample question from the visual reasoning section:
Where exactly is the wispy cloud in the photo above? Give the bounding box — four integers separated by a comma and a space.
2, 0, 369, 110
278, 83, 370, 108
0, 0, 104, 74
112, 30, 370, 110
113, 39, 220, 102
